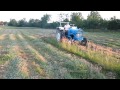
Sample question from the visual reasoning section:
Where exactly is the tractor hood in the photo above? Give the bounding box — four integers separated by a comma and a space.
68, 27, 83, 35
68, 27, 84, 41
57, 27, 64, 30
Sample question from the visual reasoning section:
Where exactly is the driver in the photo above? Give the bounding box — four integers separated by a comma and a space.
64, 23, 70, 37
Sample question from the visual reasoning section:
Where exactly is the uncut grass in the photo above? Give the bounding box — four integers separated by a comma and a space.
42, 37, 120, 77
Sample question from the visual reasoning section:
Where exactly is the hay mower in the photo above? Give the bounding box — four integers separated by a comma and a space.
56, 22, 87, 46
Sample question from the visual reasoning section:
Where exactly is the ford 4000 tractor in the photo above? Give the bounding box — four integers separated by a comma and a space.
56, 22, 87, 46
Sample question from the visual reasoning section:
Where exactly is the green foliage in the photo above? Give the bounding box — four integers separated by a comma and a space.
39, 14, 51, 28
70, 12, 84, 28
46, 22, 59, 29
107, 18, 120, 30
86, 11, 102, 29
17, 18, 28, 27
87, 11, 102, 21
7, 12, 120, 31
8, 19, 18, 26
28, 19, 35, 27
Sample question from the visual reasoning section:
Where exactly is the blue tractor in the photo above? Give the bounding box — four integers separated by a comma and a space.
56, 22, 87, 46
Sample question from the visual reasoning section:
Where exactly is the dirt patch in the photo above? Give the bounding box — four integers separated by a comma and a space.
18, 34, 24, 40
12, 45, 30, 77
10, 34, 16, 40
29, 36, 36, 39
0, 46, 2, 49
13, 46, 29, 59
18, 59, 29, 77
0, 34, 6, 40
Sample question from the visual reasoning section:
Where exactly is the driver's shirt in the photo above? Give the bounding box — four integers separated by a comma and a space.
64, 25, 70, 31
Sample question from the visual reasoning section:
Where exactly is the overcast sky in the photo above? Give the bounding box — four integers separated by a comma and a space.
0, 11, 120, 22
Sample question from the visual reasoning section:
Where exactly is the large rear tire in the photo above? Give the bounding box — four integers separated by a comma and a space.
56, 30, 63, 42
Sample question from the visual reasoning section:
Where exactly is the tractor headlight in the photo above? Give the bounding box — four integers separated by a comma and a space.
76, 33, 82, 37
76, 34, 80, 37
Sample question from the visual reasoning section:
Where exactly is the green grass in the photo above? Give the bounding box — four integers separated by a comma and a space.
0, 55, 13, 64
18, 27, 119, 73
0, 27, 119, 79
42, 37, 120, 77
20, 31, 106, 79
84, 32, 120, 49
0, 31, 16, 65
0, 26, 41, 29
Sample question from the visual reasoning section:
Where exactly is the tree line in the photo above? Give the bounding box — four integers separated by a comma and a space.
7, 11, 120, 31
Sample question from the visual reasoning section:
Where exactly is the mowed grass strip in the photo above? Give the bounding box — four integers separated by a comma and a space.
20, 32, 106, 79
42, 37, 119, 78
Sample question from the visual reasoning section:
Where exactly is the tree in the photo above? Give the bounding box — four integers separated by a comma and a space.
34, 19, 40, 27
110, 16, 116, 20
8, 19, 18, 26
46, 22, 59, 29
28, 19, 35, 27
70, 12, 84, 28
99, 19, 108, 29
107, 17, 120, 30
39, 14, 51, 28
58, 13, 70, 22
87, 11, 102, 29
87, 11, 102, 20
18, 18, 28, 27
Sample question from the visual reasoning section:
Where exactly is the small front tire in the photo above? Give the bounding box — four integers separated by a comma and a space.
80, 38, 87, 46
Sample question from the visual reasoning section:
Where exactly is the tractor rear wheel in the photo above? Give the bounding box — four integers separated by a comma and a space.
56, 30, 63, 42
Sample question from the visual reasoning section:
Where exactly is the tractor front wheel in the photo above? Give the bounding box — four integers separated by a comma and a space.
80, 38, 87, 46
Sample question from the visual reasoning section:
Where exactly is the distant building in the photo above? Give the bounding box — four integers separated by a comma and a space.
0, 21, 4, 26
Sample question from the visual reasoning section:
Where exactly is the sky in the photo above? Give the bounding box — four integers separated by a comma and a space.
0, 11, 120, 22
